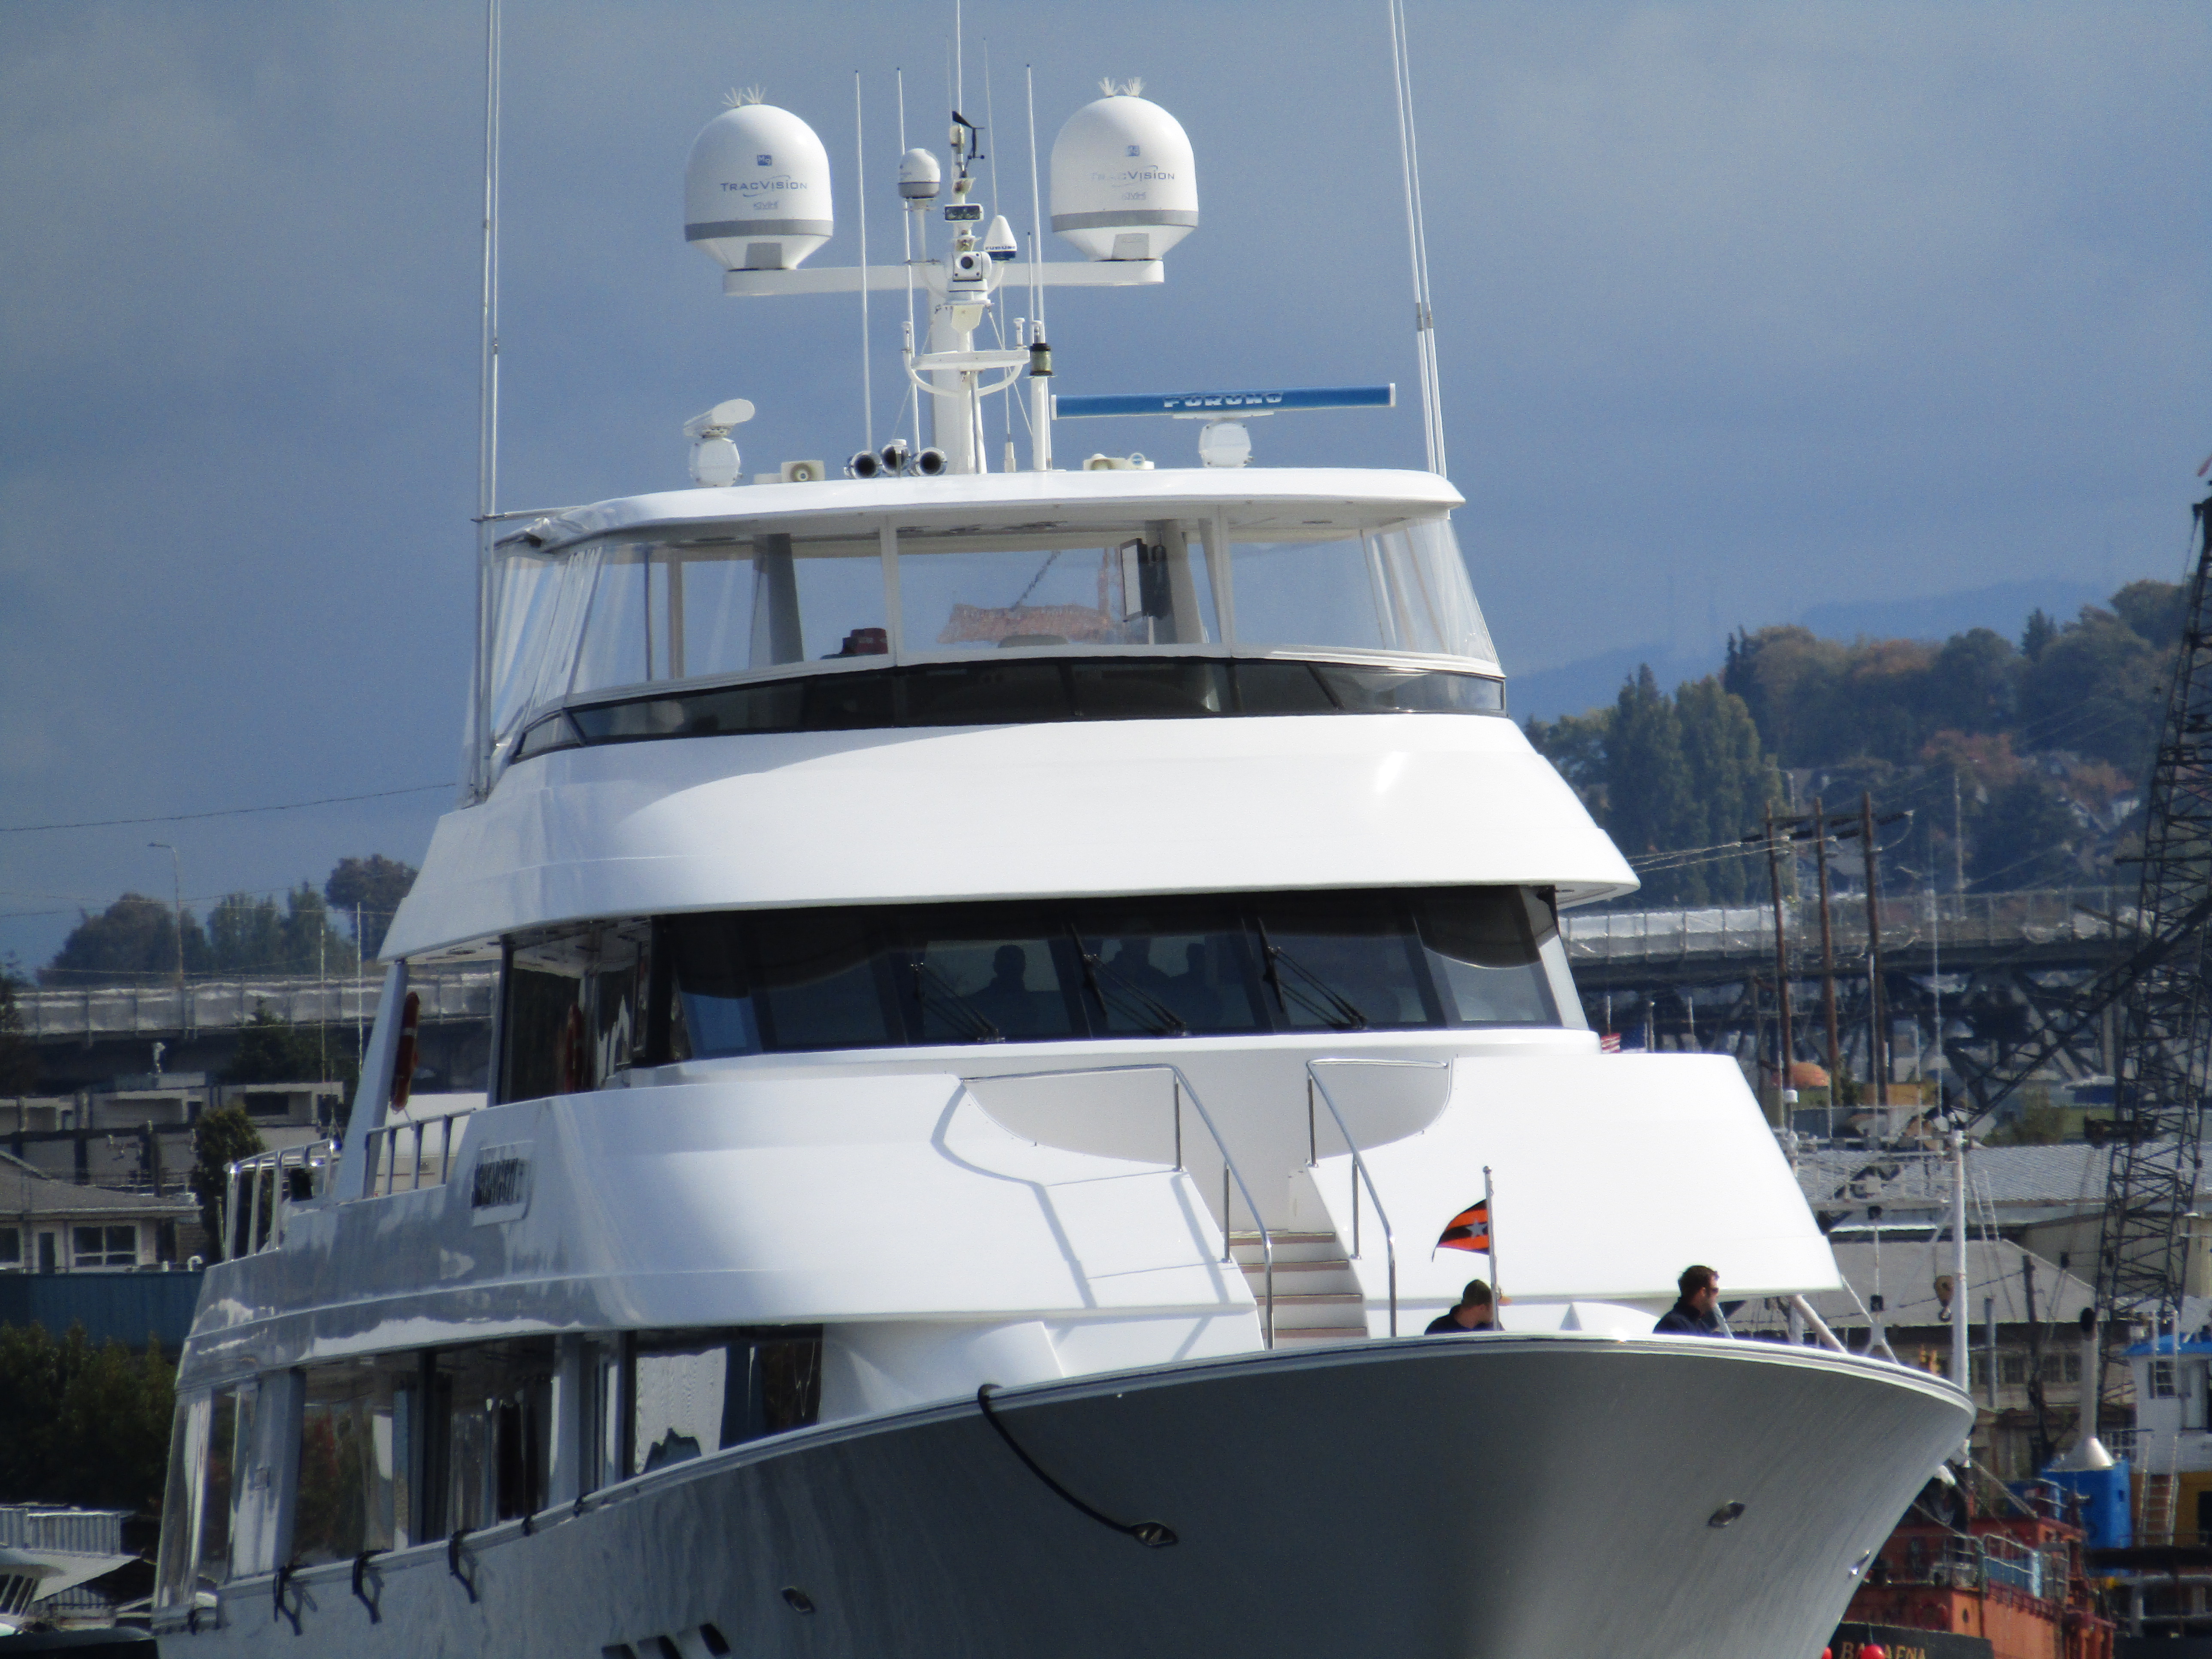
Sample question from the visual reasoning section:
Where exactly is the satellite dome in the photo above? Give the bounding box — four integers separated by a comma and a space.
897, 148, 942, 201
685, 98, 833, 271
1049, 88, 1197, 261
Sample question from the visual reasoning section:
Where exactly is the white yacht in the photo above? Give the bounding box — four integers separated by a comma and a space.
146, 68, 1969, 1659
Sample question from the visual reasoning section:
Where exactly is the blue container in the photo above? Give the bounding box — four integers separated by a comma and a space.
2038, 1462, 2133, 1550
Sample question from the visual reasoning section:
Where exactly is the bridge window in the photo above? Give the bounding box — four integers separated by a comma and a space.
0, 1228, 17, 1269
481, 510, 1498, 777
653, 887, 1560, 1062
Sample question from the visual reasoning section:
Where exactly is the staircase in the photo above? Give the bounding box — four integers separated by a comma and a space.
1230, 1230, 1371, 1345
2144, 1431, 2183, 1544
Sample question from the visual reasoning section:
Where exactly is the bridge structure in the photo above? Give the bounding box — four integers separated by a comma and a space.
6, 891, 2124, 1118
12, 966, 496, 1096
1564, 885, 2129, 1120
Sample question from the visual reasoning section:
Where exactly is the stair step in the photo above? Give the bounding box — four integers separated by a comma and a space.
1230, 1230, 1337, 1244
1274, 1326, 1371, 1344
1239, 1257, 1352, 1275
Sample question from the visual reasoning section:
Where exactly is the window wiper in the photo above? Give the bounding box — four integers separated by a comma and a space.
908, 960, 1003, 1043
1067, 927, 1188, 1036
1256, 922, 1368, 1031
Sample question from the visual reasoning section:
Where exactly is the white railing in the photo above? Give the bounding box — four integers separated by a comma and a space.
222, 1141, 334, 1258
1305, 1057, 1449, 1339
362, 1109, 470, 1198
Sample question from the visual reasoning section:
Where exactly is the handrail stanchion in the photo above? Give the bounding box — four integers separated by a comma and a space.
411, 1122, 426, 1191
963, 1063, 1273, 1349
1305, 1057, 1451, 1341
223, 1163, 240, 1262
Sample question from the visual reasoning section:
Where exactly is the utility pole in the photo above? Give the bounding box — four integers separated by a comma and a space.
1814, 797, 1842, 1115
1860, 791, 1890, 1110
148, 842, 184, 1030
1765, 804, 1794, 1122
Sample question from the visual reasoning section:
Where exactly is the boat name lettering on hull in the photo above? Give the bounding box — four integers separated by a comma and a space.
470, 1143, 533, 1225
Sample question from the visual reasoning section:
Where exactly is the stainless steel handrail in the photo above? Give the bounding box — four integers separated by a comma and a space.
223, 1141, 334, 1257
1304, 1057, 1451, 1339
365, 1111, 463, 1197
961, 1063, 1275, 1350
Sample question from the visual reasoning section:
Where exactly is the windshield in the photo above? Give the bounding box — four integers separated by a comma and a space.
652, 887, 1561, 1062
481, 511, 1495, 770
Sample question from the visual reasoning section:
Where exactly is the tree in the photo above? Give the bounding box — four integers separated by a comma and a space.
0, 957, 37, 1095
1523, 707, 1611, 817
325, 856, 419, 959
1605, 667, 1695, 869
226, 1005, 328, 1084
2021, 607, 2059, 661
206, 886, 355, 977
189, 1105, 265, 1249
42, 893, 209, 986
2017, 607, 2161, 775
0, 1322, 175, 1513
1674, 679, 1782, 905
2111, 578, 2185, 652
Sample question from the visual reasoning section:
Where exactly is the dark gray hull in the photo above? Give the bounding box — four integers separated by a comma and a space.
156, 1334, 1969, 1659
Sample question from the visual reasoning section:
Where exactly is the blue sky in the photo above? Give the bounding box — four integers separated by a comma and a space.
3, 0, 2207, 971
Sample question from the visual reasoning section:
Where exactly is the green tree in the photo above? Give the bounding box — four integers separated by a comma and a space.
42, 894, 210, 987
1523, 707, 1611, 817
52, 1331, 177, 1513
0, 957, 37, 1095
1602, 667, 1702, 904
225, 1004, 329, 1084
189, 1105, 265, 1249
2017, 606, 2161, 774
325, 856, 418, 959
2112, 578, 2186, 651
207, 886, 354, 977
0, 1322, 175, 1512
2021, 607, 2059, 661
1674, 678, 1782, 905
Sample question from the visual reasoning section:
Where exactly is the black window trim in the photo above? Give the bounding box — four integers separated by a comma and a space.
508, 654, 1507, 765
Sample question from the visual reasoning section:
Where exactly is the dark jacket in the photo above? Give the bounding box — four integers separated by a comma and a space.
1653, 1298, 1725, 1337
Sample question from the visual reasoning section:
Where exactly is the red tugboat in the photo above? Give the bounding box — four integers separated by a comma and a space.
1833, 1477, 2116, 1659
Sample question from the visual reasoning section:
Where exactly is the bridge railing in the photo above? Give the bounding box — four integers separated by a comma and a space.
1564, 887, 2133, 966
16, 966, 498, 1040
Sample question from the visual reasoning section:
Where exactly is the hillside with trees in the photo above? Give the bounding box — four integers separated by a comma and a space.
1526, 580, 2179, 907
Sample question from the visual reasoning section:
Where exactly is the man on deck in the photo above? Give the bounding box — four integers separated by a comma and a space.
1425, 1279, 1496, 1334
1654, 1264, 1727, 1336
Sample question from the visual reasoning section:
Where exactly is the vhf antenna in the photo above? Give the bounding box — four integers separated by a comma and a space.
469, 0, 504, 802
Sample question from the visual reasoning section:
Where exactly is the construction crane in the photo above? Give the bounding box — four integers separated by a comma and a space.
1956, 495, 2212, 1434
1953, 497, 2212, 1425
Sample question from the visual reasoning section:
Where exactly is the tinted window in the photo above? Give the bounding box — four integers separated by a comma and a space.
1417, 888, 1557, 1024
626, 889, 1561, 1065
1253, 894, 1441, 1030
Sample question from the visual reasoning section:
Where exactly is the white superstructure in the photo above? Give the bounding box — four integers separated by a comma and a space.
145, 65, 1969, 1659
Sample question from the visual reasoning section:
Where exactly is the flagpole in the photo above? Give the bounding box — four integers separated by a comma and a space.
1484, 1164, 1501, 1332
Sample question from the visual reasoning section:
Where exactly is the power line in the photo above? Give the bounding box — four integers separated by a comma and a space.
0, 783, 453, 836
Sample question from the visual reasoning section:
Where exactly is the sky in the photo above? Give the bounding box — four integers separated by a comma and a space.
2, 0, 2207, 972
